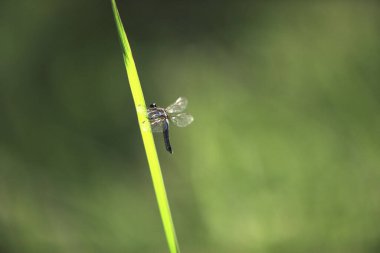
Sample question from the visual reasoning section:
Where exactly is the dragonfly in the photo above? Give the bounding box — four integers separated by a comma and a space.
147, 97, 194, 154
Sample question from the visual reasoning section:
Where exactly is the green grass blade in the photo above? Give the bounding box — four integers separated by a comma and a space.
110, 1, 180, 253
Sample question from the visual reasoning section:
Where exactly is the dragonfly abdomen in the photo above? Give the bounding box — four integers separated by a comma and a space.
163, 119, 172, 154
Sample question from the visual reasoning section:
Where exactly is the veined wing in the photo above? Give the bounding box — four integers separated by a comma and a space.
142, 117, 165, 133
166, 97, 188, 114
150, 118, 165, 133
170, 113, 194, 127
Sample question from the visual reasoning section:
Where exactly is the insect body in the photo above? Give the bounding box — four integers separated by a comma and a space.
147, 97, 194, 153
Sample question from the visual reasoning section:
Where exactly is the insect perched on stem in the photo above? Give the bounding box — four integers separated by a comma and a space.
147, 97, 194, 153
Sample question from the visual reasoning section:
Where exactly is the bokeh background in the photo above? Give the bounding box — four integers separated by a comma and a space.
1, 1, 380, 252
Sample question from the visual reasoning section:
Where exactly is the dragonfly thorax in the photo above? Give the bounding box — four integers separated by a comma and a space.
147, 107, 168, 121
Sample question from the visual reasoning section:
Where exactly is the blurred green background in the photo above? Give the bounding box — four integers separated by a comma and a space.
1, 1, 380, 252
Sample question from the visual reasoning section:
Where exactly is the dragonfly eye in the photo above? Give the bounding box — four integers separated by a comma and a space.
150, 103, 157, 108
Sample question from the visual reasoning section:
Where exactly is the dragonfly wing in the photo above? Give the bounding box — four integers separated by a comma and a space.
170, 113, 194, 127
142, 119, 164, 133
166, 97, 188, 114
150, 119, 165, 132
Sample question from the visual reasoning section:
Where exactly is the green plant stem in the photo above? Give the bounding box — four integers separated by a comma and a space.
110, 1, 180, 253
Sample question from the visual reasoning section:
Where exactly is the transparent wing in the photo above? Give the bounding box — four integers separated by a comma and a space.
166, 97, 188, 114
141, 118, 165, 133
150, 119, 165, 133
170, 113, 194, 127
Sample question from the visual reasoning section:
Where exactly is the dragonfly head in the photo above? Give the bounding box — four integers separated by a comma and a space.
149, 103, 157, 108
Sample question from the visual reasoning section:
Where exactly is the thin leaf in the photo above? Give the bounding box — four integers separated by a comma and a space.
110, 1, 180, 253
